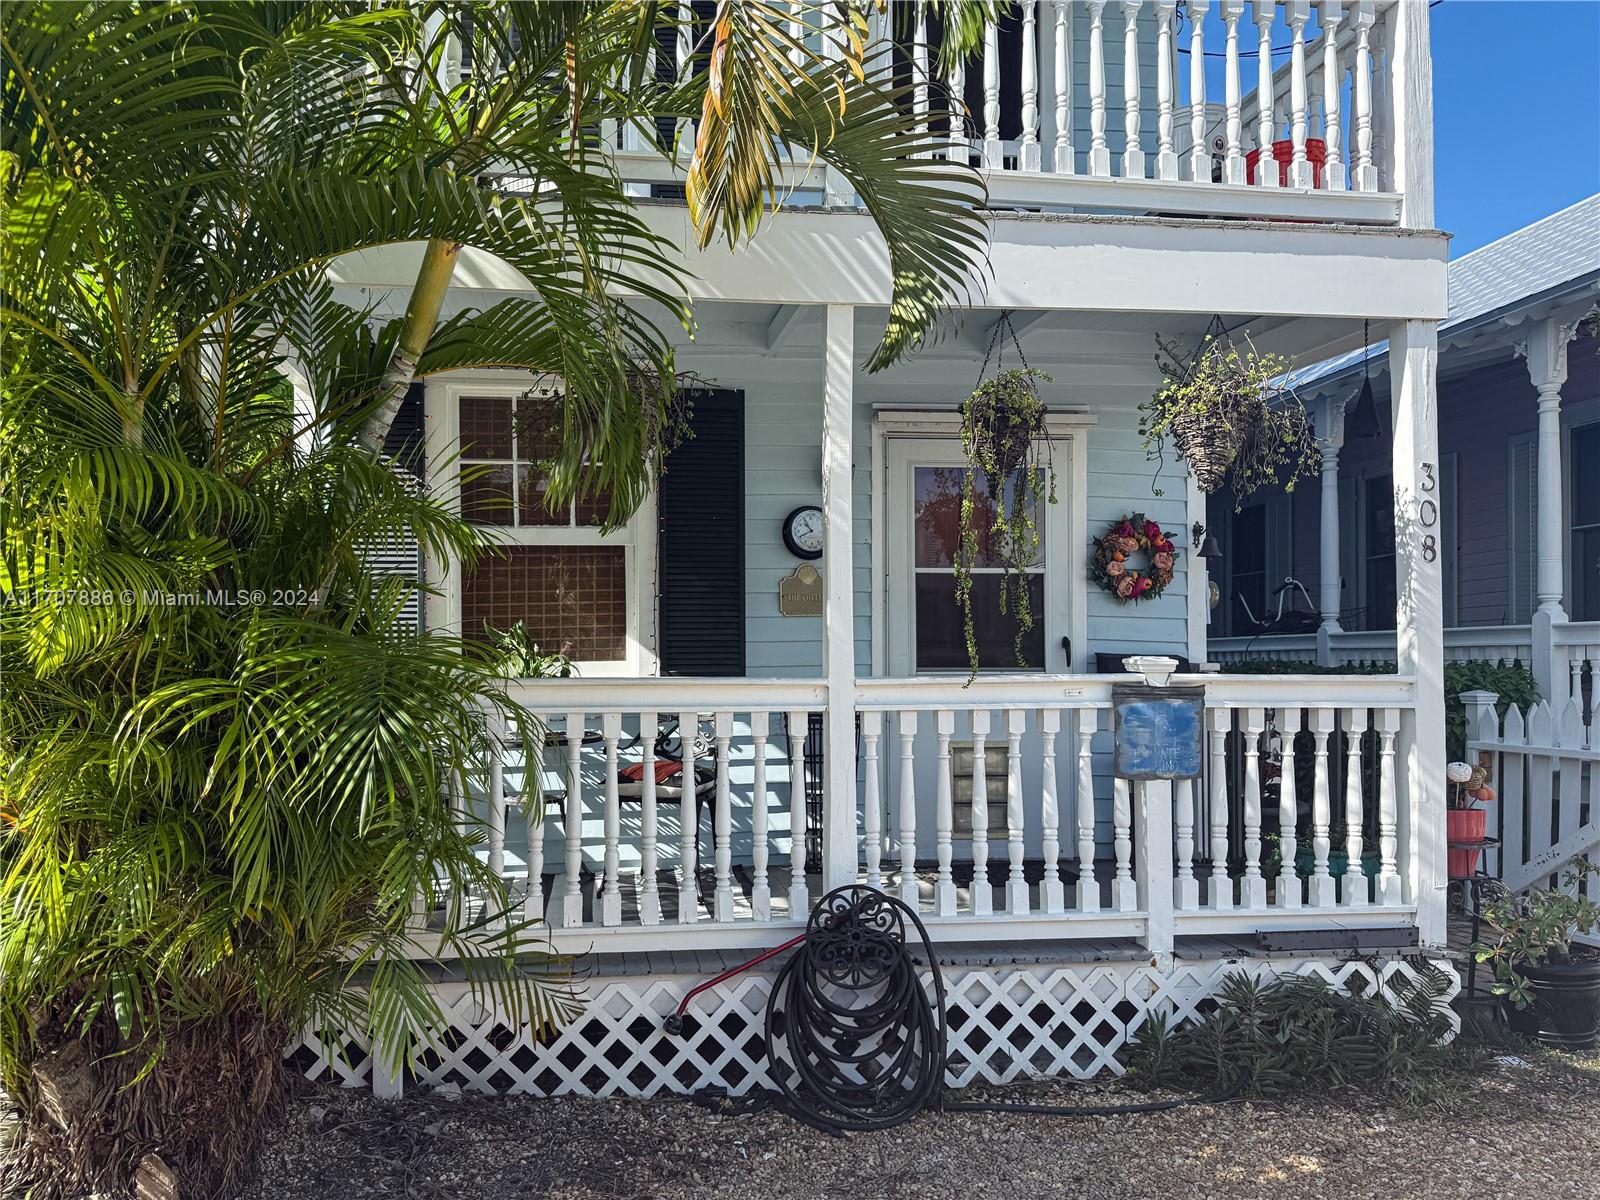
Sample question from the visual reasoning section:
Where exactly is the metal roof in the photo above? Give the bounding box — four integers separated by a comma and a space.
1287, 193, 1600, 392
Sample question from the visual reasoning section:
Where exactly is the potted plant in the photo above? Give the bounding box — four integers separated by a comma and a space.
956, 363, 1056, 678
1142, 322, 1316, 503
1445, 760, 1495, 877
1474, 863, 1600, 1051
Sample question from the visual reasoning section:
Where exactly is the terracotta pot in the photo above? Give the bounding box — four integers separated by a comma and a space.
1447, 807, 1487, 878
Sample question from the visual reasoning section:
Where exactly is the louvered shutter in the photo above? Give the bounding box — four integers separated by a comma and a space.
368, 383, 425, 632
1509, 436, 1537, 623
658, 389, 744, 675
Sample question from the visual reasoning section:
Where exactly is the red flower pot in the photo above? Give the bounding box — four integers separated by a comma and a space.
1447, 807, 1487, 879
1245, 138, 1327, 188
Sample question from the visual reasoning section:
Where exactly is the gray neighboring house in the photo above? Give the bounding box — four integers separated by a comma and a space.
1207, 193, 1600, 707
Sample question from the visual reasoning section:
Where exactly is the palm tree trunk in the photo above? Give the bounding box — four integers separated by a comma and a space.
354, 237, 462, 458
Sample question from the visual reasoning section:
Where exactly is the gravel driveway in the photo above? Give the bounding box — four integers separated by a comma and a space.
248, 1049, 1600, 1200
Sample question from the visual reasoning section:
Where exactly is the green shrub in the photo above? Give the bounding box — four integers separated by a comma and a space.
1126, 968, 1488, 1106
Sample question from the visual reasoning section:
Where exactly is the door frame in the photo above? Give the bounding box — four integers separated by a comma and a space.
871, 409, 1094, 677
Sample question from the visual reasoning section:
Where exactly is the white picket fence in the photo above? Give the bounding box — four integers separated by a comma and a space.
1462, 691, 1600, 907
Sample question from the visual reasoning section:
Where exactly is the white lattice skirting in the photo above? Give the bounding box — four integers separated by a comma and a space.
288, 956, 1460, 1097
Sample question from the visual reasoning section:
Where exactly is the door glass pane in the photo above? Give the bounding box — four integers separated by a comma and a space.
914, 466, 1040, 568
915, 573, 1045, 670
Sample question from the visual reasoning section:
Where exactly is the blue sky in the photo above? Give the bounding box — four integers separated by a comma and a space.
1433, 0, 1600, 255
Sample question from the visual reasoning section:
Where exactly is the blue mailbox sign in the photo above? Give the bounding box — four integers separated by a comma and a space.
1111, 685, 1205, 781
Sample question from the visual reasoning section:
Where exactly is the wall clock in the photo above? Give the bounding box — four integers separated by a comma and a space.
782, 505, 824, 560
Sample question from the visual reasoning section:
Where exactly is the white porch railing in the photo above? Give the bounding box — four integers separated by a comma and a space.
495, 0, 1418, 227
1465, 691, 1600, 914
437, 672, 1431, 953
1209, 624, 1536, 668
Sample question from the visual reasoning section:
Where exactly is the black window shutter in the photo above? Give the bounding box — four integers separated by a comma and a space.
382, 383, 426, 481
659, 389, 744, 675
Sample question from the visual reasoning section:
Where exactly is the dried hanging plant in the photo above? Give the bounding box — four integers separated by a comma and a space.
1141, 319, 1317, 507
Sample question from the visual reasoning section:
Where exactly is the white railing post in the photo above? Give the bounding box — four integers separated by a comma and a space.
1139, 781, 1176, 956
948, 33, 968, 157
897, 710, 921, 908
525, 726, 547, 922
487, 738, 506, 881
982, 15, 1002, 168
600, 712, 623, 927
935, 709, 959, 915
1220, 0, 1247, 183
1021, 0, 1042, 170
1076, 708, 1101, 912
1321, 1, 1347, 190
677, 707, 700, 924
1112, 776, 1138, 911
1187, 0, 1210, 183
1086, 0, 1111, 176
913, 1, 930, 154
1174, 777, 1201, 910
821, 304, 857, 893
1308, 707, 1338, 905
787, 709, 811, 918
1285, 1, 1313, 188
1005, 708, 1030, 914
1254, 0, 1278, 187
637, 712, 662, 926
862, 710, 884, 889
1276, 707, 1302, 908
1342, 708, 1369, 906
1240, 707, 1268, 908
1208, 708, 1233, 909
1052, 0, 1075, 173
751, 712, 771, 920
1120, 0, 1146, 179
1376, 706, 1403, 905
970, 708, 993, 915
1154, 0, 1179, 180
562, 711, 585, 927
1040, 709, 1066, 913
1388, 0, 1432, 221
712, 711, 735, 921
1391, 316, 1445, 945
1351, 1, 1377, 191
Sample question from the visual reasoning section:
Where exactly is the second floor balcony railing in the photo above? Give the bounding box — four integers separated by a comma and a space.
482, 1, 1426, 228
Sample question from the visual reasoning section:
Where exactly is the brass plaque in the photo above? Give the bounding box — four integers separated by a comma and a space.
778, 564, 823, 616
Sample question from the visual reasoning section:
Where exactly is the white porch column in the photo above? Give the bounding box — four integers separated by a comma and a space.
1316, 396, 1346, 666
1520, 317, 1579, 703
1389, 319, 1444, 948
1387, 0, 1433, 231
820, 304, 859, 893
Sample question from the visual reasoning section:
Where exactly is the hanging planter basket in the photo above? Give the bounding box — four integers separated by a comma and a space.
1141, 316, 1316, 505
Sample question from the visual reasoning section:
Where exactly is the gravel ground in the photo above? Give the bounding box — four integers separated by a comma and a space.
246, 1049, 1600, 1200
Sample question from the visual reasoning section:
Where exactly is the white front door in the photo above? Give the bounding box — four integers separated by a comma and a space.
885, 437, 1073, 675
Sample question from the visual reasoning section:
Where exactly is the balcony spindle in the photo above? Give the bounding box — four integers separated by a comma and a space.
1286, 1, 1313, 187
1120, 0, 1145, 179
970, 709, 993, 915
786, 710, 810, 918
488, 740, 506, 880
862, 711, 884, 889
678, 707, 700, 924
1187, 0, 1210, 183
1254, 1, 1278, 187
913, 2, 930, 154
600, 713, 623, 926
1376, 707, 1402, 904
1372, 9, 1392, 190
712, 711, 734, 921
787, 0, 804, 67
562, 711, 585, 927
1221, 0, 1246, 182
1040, 709, 1066, 913
982, 18, 1002, 168
1174, 777, 1200, 910
750, 712, 771, 920
638, 712, 662, 925
1154, 0, 1178, 180
935, 710, 958, 915
1087, 0, 1111, 176
525, 727, 547, 922
1276, 708, 1302, 908
1052, 0, 1075, 173
1208, 710, 1233, 909
1021, 1, 1041, 170
898, 711, 920, 908
676, 2, 695, 153
1112, 776, 1137, 911
1005, 709, 1029, 914
1076, 709, 1100, 912
1321, 1, 1346, 189
1308, 709, 1337, 905
1351, 1, 1377, 191
948, 42, 968, 155
1343, 709, 1368, 905
1241, 707, 1268, 908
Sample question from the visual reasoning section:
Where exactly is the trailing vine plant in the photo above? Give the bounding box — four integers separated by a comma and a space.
956, 314, 1056, 680
1140, 317, 1317, 508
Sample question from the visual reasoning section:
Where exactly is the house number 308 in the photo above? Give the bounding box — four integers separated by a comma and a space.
1418, 462, 1438, 563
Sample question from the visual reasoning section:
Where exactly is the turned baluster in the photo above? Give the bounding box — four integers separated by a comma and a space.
1240, 707, 1268, 909
1221, 0, 1247, 183
1052, 0, 1075, 173
637, 711, 662, 925
1120, 0, 1145, 179
562, 711, 585, 927
1343, 708, 1368, 906
786, 709, 809, 919
969, 709, 993, 916
1086, 0, 1111, 176
1112, 777, 1137, 911
982, 16, 1002, 168
750, 711, 771, 920
934, 710, 958, 915
1254, 0, 1278, 187
898, 711, 920, 908
1174, 777, 1200, 910
1276, 708, 1302, 908
1321, 1, 1346, 190
1208, 709, 1233, 909
1040, 709, 1066, 913
1187, 0, 1211, 183
1308, 709, 1337, 905
712, 711, 734, 922
862, 711, 884, 890
600, 713, 623, 927
1376, 707, 1402, 905
1154, 0, 1178, 180
678, 707, 700, 924
1076, 708, 1101, 912
1351, 1, 1377, 191
1286, 1, 1313, 188
1021, 1, 1041, 170
1005, 709, 1029, 914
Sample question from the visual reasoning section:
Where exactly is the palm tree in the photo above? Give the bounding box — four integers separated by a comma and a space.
1, 2, 995, 1195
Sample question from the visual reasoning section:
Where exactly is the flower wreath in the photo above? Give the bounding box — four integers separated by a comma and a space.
1090, 512, 1177, 602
